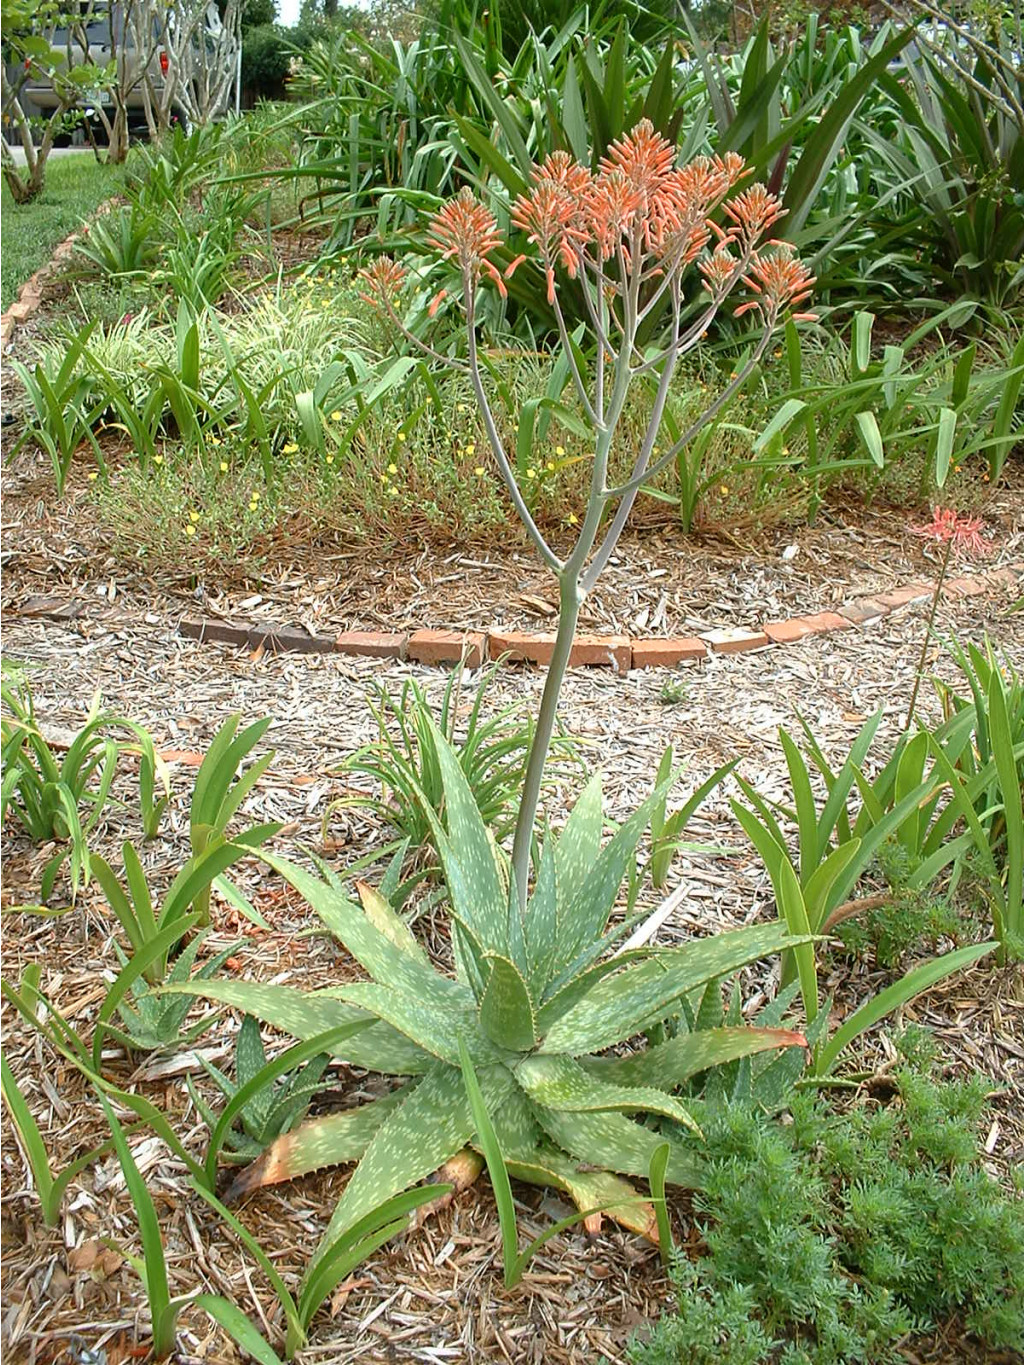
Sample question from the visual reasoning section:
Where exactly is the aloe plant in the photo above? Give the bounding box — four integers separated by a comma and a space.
174, 728, 807, 1271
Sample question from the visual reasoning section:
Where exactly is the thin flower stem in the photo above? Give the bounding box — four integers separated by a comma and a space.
379, 292, 470, 373
607, 326, 775, 499
904, 539, 952, 733
466, 295, 564, 575
549, 283, 602, 430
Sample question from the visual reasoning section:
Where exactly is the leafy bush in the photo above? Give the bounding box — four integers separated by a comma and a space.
631, 1064, 1024, 1364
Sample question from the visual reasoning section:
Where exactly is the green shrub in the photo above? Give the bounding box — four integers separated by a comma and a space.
631, 1065, 1024, 1365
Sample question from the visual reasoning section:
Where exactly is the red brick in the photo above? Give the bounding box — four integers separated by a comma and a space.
838, 601, 885, 624
944, 575, 988, 598
408, 629, 487, 667
702, 627, 771, 654
631, 637, 707, 668
7, 300, 33, 322
336, 629, 407, 659
853, 596, 891, 619
1, 317, 16, 345
798, 611, 853, 634
763, 619, 813, 644
490, 630, 630, 671
874, 583, 933, 610
985, 567, 1022, 592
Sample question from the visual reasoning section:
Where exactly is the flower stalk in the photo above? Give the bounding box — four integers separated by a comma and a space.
360, 120, 817, 912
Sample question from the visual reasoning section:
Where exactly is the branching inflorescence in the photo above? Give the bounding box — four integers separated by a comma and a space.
360, 119, 817, 907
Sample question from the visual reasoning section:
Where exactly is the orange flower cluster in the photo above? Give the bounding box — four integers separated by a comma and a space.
360, 121, 816, 327
732, 247, 817, 322
356, 257, 407, 309
425, 187, 509, 312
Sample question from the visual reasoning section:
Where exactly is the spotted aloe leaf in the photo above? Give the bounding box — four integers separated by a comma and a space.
257, 848, 467, 1005
225, 1086, 411, 1201
532, 1103, 701, 1188
161, 978, 432, 1074
355, 880, 429, 967
312, 1061, 513, 1257
540, 922, 807, 1055
581, 1025, 809, 1089
336, 983, 504, 1067
515, 1053, 700, 1135
478, 954, 537, 1051
502, 1148, 658, 1243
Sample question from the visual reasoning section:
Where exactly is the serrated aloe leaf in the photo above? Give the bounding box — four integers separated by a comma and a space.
516, 1054, 700, 1134
161, 979, 431, 1074
526, 834, 559, 992
338, 983, 507, 1068
557, 776, 677, 969
554, 772, 603, 912
532, 1103, 701, 1188
226, 1086, 410, 1201
423, 717, 507, 948
311, 1060, 487, 1255
355, 880, 429, 966
236, 1015, 268, 1092
478, 955, 537, 1052
541, 923, 805, 1056
501, 1147, 657, 1242
258, 848, 468, 1004
490, 1075, 542, 1152
581, 1026, 808, 1090
538, 948, 650, 1027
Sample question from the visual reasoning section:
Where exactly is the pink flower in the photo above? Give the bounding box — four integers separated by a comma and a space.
911, 507, 991, 558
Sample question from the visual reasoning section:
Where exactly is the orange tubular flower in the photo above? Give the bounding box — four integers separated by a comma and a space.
698, 246, 740, 295
427, 187, 509, 296
584, 168, 644, 261
357, 257, 407, 310
734, 246, 817, 321
723, 183, 787, 242
511, 179, 589, 301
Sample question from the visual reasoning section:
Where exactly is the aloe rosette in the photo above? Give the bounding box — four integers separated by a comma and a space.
180, 721, 806, 1284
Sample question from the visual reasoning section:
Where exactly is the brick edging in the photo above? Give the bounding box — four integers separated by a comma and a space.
163, 561, 1019, 671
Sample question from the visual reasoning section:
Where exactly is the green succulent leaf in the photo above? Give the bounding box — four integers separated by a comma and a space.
515, 1053, 701, 1134
161, 979, 432, 1074
541, 923, 806, 1055
311, 1060, 488, 1254
337, 983, 506, 1067
355, 881, 429, 966
478, 955, 537, 1052
533, 1103, 701, 1188
581, 1025, 809, 1089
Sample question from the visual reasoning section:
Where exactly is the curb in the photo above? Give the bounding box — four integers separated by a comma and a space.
14, 561, 1008, 672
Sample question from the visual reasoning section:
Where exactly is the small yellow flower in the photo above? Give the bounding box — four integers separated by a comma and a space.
219, 460, 229, 472
321, 299, 331, 308
555, 445, 565, 456
396, 431, 407, 443
388, 485, 399, 498
465, 443, 476, 456
88, 471, 98, 481
474, 465, 485, 476
457, 403, 467, 414
567, 512, 578, 525
189, 510, 200, 523
282, 442, 299, 455
185, 524, 196, 536
653, 446, 660, 456
719, 485, 730, 496
387, 462, 398, 474
209, 435, 221, 446
154, 454, 163, 466
330, 410, 343, 422
546, 461, 555, 472
526, 467, 536, 478
326, 454, 334, 464
424, 395, 433, 405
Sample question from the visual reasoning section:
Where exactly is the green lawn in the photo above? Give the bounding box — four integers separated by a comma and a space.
1, 153, 123, 310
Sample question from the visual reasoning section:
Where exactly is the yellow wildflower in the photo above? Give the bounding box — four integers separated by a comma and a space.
396, 431, 407, 442
546, 461, 555, 471
326, 454, 335, 465
555, 445, 565, 456
457, 403, 467, 413
388, 462, 398, 474
189, 511, 200, 523
185, 524, 196, 536
567, 512, 578, 525
282, 442, 299, 455
474, 465, 485, 476
154, 454, 163, 466
219, 460, 229, 473
719, 485, 730, 496
330, 410, 343, 422
526, 467, 536, 478
88, 471, 98, 481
